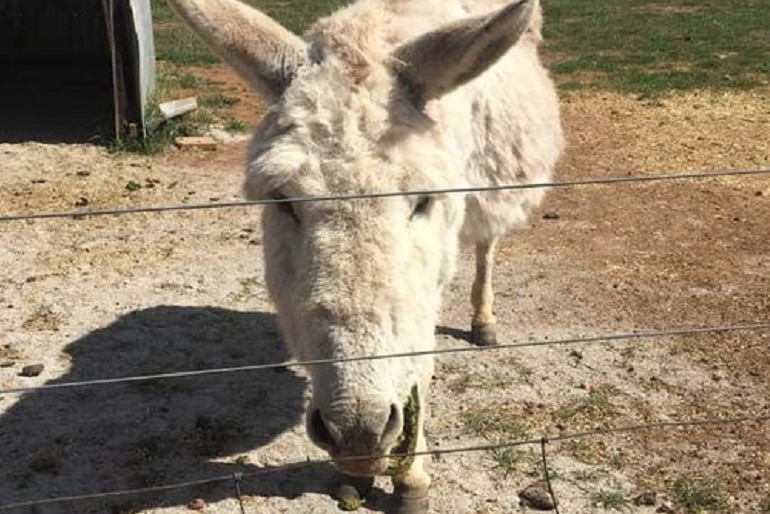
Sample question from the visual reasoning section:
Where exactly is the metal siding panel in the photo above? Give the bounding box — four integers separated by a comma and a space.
129, 0, 156, 131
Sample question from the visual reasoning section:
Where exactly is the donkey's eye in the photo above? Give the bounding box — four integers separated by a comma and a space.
272, 193, 299, 223
410, 196, 432, 219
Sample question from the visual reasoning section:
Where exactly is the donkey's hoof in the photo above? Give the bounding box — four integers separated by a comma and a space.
471, 322, 497, 346
333, 475, 374, 511
395, 496, 429, 514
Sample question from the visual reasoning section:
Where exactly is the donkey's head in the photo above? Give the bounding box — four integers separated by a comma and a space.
168, 0, 536, 475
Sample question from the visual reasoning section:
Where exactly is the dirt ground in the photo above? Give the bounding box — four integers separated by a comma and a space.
0, 87, 769, 514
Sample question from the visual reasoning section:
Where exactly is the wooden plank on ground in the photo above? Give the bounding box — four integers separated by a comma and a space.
174, 136, 217, 151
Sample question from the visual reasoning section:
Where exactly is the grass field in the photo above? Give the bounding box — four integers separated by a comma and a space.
140, 0, 769, 150
152, 0, 769, 94
151, 0, 345, 66
543, 0, 770, 95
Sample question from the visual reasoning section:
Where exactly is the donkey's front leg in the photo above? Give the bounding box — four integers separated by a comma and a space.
471, 238, 499, 346
392, 423, 430, 514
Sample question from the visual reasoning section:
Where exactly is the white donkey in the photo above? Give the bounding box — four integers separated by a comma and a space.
168, 0, 562, 511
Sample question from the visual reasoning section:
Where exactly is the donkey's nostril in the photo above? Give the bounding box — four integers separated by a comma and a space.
309, 408, 336, 450
381, 403, 404, 447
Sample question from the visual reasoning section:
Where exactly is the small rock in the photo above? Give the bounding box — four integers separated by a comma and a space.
187, 498, 206, 510
543, 211, 560, 220
20, 363, 45, 377
74, 197, 89, 207
656, 502, 675, 514
633, 491, 658, 506
519, 482, 556, 511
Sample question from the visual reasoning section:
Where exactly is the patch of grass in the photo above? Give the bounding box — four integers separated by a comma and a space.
490, 447, 525, 478
240, 0, 348, 35
573, 468, 606, 482
592, 489, 629, 510
114, 66, 218, 154
544, 0, 770, 95
178, 73, 200, 89
200, 92, 240, 109
502, 356, 535, 384
607, 450, 626, 470
111, 110, 205, 154
152, 0, 347, 68
224, 119, 248, 133
151, 0, 218, 66
462, 407, 529, 439
554, 384, 622, 426
670, 476, 727, 513
447, 372, 486, 394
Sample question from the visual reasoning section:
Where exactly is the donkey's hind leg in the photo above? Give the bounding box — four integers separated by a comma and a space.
470, 238, 499, 346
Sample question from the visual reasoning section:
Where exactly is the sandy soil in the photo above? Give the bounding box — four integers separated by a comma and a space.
0, 88, 768, 514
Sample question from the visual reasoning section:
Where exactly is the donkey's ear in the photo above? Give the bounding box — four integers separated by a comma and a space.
166, 0, 307, 99
391, 0, 535, 105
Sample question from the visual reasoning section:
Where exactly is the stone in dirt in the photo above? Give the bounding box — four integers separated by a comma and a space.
19, 363, 44, 377
519, 481, 556, 511
543, 211, 560, 220
187, 498, 206, 510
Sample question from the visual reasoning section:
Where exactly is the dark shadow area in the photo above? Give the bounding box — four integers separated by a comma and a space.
0, 306, 344, 513
436, 325, 472, 344
0, 0, 142, 143
0, 61, 113, 144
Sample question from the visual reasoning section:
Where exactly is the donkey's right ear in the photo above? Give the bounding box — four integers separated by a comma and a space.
166, 0, 308, 99
391, 0, 535, 106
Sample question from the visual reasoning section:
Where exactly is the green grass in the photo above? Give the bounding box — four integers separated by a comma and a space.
142, 0, 769, 149
544, 0, 770, 95
490, 447, 525, 478
151, 0, 219, 66
151, 0, 346, 67
462, 408, 529, 439
670, 476, 728, 513
592, 489, 630, 510
554, 384, 622, 426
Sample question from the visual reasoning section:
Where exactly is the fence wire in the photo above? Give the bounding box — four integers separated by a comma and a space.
1, 412, 767, 511
1, 166, 769, 223
2, 164, 769, 511
2, 321, 768, 396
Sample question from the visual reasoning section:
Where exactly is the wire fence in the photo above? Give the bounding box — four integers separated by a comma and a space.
1, 413, 767, 511
0, 166, 769, 223
1, 321, 769, 396
1, 163, 769, 511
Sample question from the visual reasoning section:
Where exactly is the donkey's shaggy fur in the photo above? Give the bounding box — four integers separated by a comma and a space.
168, 0, 562, 510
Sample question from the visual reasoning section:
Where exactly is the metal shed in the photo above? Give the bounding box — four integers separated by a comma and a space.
0, 0, 155, 143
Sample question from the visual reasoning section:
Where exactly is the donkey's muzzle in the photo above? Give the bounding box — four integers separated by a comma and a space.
308, 400, 404, 476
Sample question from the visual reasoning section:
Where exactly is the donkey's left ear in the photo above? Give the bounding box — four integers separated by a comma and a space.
391, 0, 535, 105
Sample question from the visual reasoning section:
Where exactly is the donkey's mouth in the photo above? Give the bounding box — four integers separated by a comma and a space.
384, 384, 420, 476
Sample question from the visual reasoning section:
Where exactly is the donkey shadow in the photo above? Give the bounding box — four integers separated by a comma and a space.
0, 305, 357, 513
